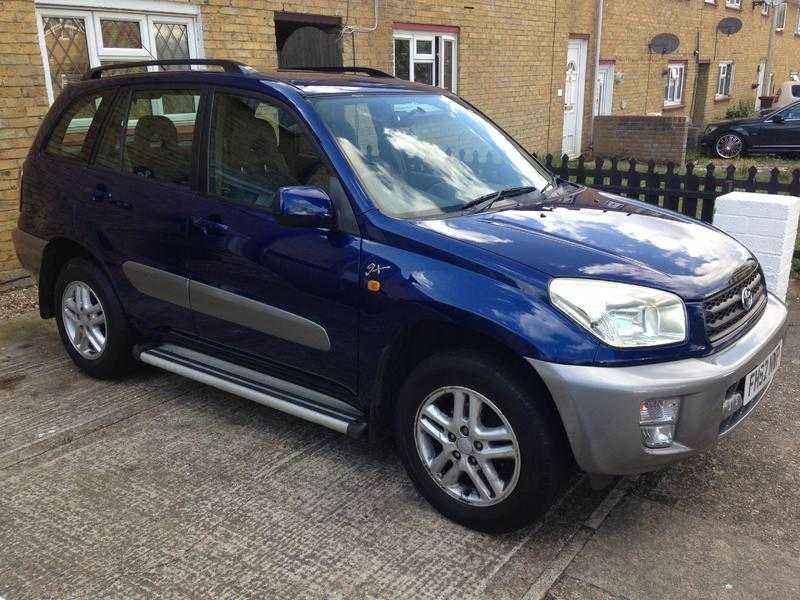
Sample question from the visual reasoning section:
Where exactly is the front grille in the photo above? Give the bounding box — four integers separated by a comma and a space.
703, 264, 766, 342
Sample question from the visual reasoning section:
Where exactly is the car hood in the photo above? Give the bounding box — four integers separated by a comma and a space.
412, 187, 754, 300
708, 116, 763, 128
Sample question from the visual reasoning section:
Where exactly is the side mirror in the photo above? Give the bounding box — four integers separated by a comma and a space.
772, 114, 786, 124
277, 186, 335, 229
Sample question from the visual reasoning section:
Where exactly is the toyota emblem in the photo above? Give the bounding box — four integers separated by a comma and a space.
741, 287, 754, 311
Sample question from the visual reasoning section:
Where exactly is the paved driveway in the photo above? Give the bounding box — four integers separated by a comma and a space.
1, 284, 798, 599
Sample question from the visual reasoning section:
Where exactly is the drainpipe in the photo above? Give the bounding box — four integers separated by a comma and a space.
763, 0, 780, 102
589, 0, 604, 149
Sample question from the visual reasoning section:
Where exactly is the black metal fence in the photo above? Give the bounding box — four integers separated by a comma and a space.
536, 154, 800, 224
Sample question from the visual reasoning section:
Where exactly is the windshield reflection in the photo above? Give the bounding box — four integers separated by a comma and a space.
312, 94, 550, 218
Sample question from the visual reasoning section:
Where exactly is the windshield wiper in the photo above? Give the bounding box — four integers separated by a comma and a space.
461, 186, 540, 213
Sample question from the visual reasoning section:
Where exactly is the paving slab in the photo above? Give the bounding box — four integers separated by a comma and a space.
563, 495, 800, 600
0, 312, 610, 599
0, 313, 195, 467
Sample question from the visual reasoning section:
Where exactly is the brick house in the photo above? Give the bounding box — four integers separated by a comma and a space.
0, 0, 798, 273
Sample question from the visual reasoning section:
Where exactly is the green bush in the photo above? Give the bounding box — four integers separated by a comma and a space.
725, 100, 756, 120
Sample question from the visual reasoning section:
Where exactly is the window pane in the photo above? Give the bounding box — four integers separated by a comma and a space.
209, 93, 331, 209
42, 16, 90, 98
154, 22, 191, 69
414, 62, 434, 85
45, 92, 111, 161
123, 89, 198, 185
443, 40, 454, 91
100, 19, 143, 49
394, 38, 410, 80
416, 39, 432, 55
94, 91, 128, 171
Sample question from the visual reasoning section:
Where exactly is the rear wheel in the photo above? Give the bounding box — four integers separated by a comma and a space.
714, 133, 745, 159
395, 350, 569, 533
54, 258, 135, 379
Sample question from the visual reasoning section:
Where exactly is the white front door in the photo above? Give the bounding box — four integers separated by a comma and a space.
594, 63, 614, 116
562, 39, 588, 158
756, 62, 766, 111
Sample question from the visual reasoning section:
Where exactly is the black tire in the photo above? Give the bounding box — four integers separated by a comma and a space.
54, 257, 136, 379
395, 350, 570, 533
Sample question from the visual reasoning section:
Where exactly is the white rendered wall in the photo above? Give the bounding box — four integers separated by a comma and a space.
713, 192, 800, 300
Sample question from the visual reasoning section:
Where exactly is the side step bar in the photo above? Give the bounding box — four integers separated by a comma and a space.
136, 344, 367, 438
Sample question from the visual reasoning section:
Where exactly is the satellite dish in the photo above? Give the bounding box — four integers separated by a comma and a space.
717, 17, 743, 35
648, 33, 680, 55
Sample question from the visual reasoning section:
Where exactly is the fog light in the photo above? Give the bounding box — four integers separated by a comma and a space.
640, 424, 676, 449
639, 398, 680, 449
722, 389, 743, 421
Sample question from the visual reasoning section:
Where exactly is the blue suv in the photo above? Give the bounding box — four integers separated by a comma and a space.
13, 60, 787, 532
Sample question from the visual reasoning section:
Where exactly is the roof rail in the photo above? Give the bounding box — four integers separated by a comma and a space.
83, 59, 255, 80
278, 66, 394, 78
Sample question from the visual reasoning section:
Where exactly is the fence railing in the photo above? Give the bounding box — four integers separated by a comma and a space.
536, 154, 800, 224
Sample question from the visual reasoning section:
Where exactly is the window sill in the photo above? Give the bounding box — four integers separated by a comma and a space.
715, 95, 732, 102
724, 5, 742, 11
663, 103, 685, 111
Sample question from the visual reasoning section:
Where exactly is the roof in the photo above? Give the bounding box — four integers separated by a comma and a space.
78, 61, 445, 98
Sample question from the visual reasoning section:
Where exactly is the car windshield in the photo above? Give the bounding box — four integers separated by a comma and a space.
310, 93, 552, 219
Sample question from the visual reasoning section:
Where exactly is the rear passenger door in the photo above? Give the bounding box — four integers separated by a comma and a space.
185, 90, 362, 397
77, 85, 205, 334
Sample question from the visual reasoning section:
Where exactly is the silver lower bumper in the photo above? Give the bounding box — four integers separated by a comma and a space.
529, 293, 788, 475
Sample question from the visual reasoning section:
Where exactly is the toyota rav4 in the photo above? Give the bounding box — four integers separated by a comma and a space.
13, 60, 787, 532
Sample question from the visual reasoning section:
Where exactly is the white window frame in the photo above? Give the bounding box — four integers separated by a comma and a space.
725, 0, 741, 8
35, 1, 203, 105
776, 1, 787, 30
796, 6, 800, 33
717, 61, 735, 99
664, 63, 686, 107
392, 29, 458, 93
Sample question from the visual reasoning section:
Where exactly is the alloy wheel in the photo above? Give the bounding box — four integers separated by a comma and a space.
715, 134, 743, 159
414, 386, 521, 506
62, 281, 107, 360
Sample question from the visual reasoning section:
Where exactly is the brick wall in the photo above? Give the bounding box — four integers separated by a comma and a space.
593, 115, 689, 163
1, 0, 799, 273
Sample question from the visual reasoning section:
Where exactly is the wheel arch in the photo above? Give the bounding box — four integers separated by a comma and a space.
38, 238, 106, 319
368, 318, 572, 465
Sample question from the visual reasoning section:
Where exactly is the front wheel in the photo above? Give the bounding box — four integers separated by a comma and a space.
395, 350, 569, 533
714, 133, 745, 159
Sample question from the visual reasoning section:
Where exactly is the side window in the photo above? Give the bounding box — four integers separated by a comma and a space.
783, 105, 800, 121
112, 88, 200, 185
94, 90, 129, 171
208, 92, 334, 211
45, 91, 113, 162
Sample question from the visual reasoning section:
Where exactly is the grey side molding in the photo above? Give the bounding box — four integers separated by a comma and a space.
122, 261, 189, 308
189, 280, 331, 352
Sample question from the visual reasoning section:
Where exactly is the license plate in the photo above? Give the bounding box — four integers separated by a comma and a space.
743, 340, 782, 406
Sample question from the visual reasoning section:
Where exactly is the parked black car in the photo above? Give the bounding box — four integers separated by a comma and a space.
701, 100, 800, 159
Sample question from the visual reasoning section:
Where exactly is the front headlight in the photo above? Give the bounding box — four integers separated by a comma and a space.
704, 124, 719, 137
549, 278, 687, 348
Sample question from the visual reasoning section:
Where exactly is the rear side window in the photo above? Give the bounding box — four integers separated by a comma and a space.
94, 87, 199, 186
793, 85, 800, 98
45, 91, 113, 162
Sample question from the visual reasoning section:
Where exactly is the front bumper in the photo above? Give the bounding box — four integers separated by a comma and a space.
529, 292, 788, 475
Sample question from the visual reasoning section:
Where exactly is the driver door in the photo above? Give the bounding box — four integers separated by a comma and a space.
186, 90, 362, 396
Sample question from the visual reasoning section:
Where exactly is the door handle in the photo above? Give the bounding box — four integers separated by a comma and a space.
192, 215, 230, 235
92, 185, 111, 203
